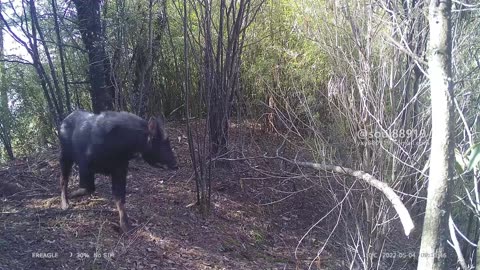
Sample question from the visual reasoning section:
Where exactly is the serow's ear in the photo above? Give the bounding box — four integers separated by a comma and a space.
148, 117, 158, 137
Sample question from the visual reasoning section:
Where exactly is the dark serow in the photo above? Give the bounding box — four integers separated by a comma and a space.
59, 110, 178, 233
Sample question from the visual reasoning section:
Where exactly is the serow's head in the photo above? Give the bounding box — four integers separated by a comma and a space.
142, 116, 178, 170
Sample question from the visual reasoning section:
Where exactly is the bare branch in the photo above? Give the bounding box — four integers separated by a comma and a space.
276, 156, 414, 236
0, 57, 33, 65
448, 215, 469, 270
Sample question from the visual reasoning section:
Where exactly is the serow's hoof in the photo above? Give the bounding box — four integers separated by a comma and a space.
61, 201, 69, 210
70, 188, 91, 198
114, 221, 134, 235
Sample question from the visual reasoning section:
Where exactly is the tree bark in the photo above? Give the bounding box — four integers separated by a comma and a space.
417, 0, 454, 269
72, 0, 113, 113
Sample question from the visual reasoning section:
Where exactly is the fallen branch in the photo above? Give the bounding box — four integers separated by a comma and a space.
214, 153, 415, 236
274, 156, 415, 236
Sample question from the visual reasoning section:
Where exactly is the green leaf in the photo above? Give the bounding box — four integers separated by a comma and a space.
455, 148, 467, 173
467, 143, 480, 171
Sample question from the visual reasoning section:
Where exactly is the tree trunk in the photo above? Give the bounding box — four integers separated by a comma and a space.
30, 0, 65, 120
417, 0, 454, 269
28, 0, 62, 127
51, 0, 72, 114
0, 0, 64, 128
72, 0, 113, 113
132, 0, 160, 117
205, 0, 253, 157
0, 1, 14, 160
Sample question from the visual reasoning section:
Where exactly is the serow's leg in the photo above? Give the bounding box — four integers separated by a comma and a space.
71, 167, 95, 198
111, 167, 131, 233
60, 156, 73, 210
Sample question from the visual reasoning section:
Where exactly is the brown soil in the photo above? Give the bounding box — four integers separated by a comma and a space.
0, 122, 339, 270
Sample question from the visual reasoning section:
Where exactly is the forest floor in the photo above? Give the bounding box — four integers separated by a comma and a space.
0, 121, 342, 270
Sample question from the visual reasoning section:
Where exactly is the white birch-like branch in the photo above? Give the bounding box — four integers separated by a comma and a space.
275, 156, 415, 236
